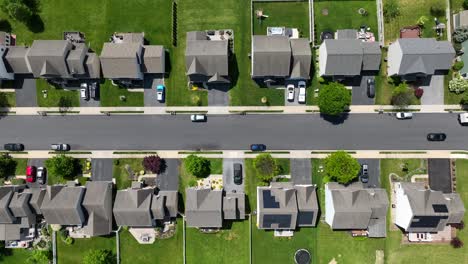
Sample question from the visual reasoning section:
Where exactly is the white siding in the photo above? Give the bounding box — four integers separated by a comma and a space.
387, 40, 402, 76
324, 184, 335, 227
318, 44, 327, 76
394, 182, 413, 231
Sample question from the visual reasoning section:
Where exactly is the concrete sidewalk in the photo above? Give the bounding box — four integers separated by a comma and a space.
0, 104, 464, 116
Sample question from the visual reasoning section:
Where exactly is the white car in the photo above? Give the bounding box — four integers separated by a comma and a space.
298, 81, 306, 103
191, 114, 206, 122
287, 85, 295, 101
459, 113, 468, 125
396, 112, 413, 119
80, 83, 89, 100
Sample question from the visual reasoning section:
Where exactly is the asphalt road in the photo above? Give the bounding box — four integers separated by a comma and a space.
0, 113, 467, 150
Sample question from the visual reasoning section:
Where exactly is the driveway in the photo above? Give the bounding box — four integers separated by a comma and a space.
352, 76, 375, 105
420, 75, 444, 105
91, 159, 113, 181
208, 85, 229, 106
26, 158, 46, 187
290, 159, 312, 184
223, 158, 244, 193
15, 79, 37, 107
79, 96, 100, 107
144, 78, 165, 106
157, 159, 180, 191
357, 159, 380, 188
428, 158, 452, 193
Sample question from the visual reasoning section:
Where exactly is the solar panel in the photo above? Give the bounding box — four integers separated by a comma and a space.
410, 215, 448, 228
297, 212, 314, 226
262, 190, 280, 209
432, 204, 448, 213
263, 214, 292, 228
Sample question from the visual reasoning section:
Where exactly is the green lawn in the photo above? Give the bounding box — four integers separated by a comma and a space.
113, 158, 144, 190
178, 158, 223, 202
445, 70, 466, 105
0, 92, 16, 107
252, 2, 310, 37
186, 220, 249, 264
36, 80, 79, 107
451, 0, 466, 11
380, 159, 427, 183
57, 234, 116, 264
1, 249, 32, 264
46, 158, 86, 185
14, 158, 28, 176
120, 221, 183, 264
314, 1, 378, 45
207, 158, 223, 174
99, 81, 144, 107
383, 0, 447, 45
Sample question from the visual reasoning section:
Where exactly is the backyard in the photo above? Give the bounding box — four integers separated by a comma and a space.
1, 248, 32, 264
36, 80, 79, 108
119, 221, 183, 264
99, 81, 144, 107
383, 0, 447, 45
57, 234, 116, 264
314, 0, 378, 45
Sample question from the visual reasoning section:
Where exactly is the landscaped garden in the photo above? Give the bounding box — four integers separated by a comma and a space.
113, 158, 145, 190
314, 0, 378, 45
36, 80, 79, 108
100, 81, 144, 107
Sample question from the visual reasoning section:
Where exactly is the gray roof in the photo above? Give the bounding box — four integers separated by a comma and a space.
151, 190, 178, 220
8, 192, 32, 218
100, 42, 143, 79
187, 31, 208, 41
290, 38, 312, 79
143, 45, 165, 73
113, 187, 154, 227
336, 29, 358, 39
252, 35, 291, 77
320, 39, 366, 76
186, 32, 229, 77
185, 188, 222, 228
325, 182, 388, 237
223, 193, 245, 220
82, 182, 113, 237
4, 46, 31, 74
66, 43, 87, 75
26, 40, 73, 78
116, 33, 144, 44
40, 185, 86, 226
389, 38, 455, 76
24, 188, 46, 215
0, 186, 16, 224
295, 185, 319, 227
362, 42, 382, 71
0, 224, 21, 241
257, 183, 298, 230
85, 53, 101, 79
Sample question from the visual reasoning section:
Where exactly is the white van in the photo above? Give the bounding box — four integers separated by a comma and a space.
458, 113, 468, 125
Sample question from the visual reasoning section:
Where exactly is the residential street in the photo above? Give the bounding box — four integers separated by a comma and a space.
0, 113, 467, 150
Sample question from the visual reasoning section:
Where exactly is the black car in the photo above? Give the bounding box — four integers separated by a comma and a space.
427, 133, 447, 141
233, 163, 243, 185
367, 78, 375, 98
90, 82, 100, 100
3, 143, 24, 151
250, 144, 266, 151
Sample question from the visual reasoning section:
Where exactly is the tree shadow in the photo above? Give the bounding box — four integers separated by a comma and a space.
26, 14, 44, 33
320, 112, 349, 125
23, 0, 41, 13
0, 19, 12, 33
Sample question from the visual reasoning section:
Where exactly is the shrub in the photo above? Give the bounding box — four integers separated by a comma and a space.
383, 0, 400, 20
82, 249, 115, 264
464, 0, 468, 9
64, 236, 74, 245
414, 88, 424, 99
451, 237, 464, 248
188, 178, 197, 187
453, 27, 468, 43
449, 78, 468, 94
461, 92, 468, 105
391, 83, 413, 107
142, 155, 165, 174
452, 221, 465, 230
453, 61, 465, 71
253, 154, 279, 183
0, 0, 33, 22
184, 155, 210, 178
430, 1, 445, 16
318, 76, 325, 84
417, 16, 429, 27
114, 159, 120, 166
10, 178, 25, 185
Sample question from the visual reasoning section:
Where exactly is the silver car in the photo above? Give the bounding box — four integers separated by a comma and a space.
191, 114, 206, 122
396, 112, 413, 119
287, 85, 295, 101
50, 144, 70, 151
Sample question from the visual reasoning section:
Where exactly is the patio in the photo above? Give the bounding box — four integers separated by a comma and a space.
129, 227, 156, 244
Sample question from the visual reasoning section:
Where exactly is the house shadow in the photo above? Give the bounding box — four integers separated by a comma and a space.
228, 53, 239, 88
320, 112, 349, 125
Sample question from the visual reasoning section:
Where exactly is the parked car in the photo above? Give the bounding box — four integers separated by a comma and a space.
461, 73, 468, 80
80, 83, 89, 100
360, 164, 369, 183
191, 114, 206, 122
250, 144, 266, 151
26, 166, 36, 183
396, 112, 413, 119
287, 84, 295, 101
233, 163, 242, 185
50, 143, 70, 151
458, 113, 468, 125
298, 81, 306, 103
36, 167, 46, 185
427, 133, 446, 141
3, 143, 24, 151
156, 85, 165, 102
367, 78, 375, 98
90, 82, 99, 100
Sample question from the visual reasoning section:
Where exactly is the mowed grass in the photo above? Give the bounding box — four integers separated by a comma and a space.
57, 234, 116, 264
185, 220, 250, 264
1, 249, 32, 264
252, 2, 310, 37
380, 159, 427, 182
383, 0, 446, 44
314, 1, 378, 45
99, 81, 144, 107
36, 80, 79, 107
120, 221, 183, 264
14, 158, 28, 176
113, 158, 144, 190
0, 92, 16, 107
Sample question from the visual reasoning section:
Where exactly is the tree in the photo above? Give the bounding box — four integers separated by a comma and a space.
142, 155, 165, 174
26, 250, 51, 264
449, 77, 468, 94
184, 155, 210, 178
383, 0, 400, 20
45, 155, 76, 179
451, 237, 464, 248
0, 154, 16, 179
461, 92, 468, 105
1, 0, 33, 22
253, 153, 279, 183
464, 0, 468, 9
318, 82, 351, 116
323, 151, 361, 184
391, 83, 413, 107
430, 1, 445, 16
82, 249, 115, 264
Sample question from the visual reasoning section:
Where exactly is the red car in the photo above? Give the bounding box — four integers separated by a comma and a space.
26, 166, 36, 183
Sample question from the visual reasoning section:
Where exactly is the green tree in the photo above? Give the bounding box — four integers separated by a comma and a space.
391, 82, 413, 107
0, 154, 16, 179
184, 155, 210, 178
45, 155, 76, 179
383, 0, 400, 20
26, 250, 50, 264
82, 249, 115, 264
461, 92, 468, 105
1, 0, 33, 22
253, 153, 279, 183
464, 0, 468, 9
318, 82, 351, 116
323, 151, 361, 184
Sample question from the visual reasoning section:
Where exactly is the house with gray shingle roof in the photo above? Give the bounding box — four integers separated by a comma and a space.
151, 190, 178, 221
318, 39, 381, 79
113, 183, 154, 227
256, 183, 318, 230
387, 38, 455, 81
185, 31, 230, 86
325, 182, 388, 238
81, 181, 113, 237
100, 32, 165, 86
40, 183, 86, 226
251, 35, 311, 86
394, 182, 465, 233
223, 193, 245, 220
185, 187, 223, 228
